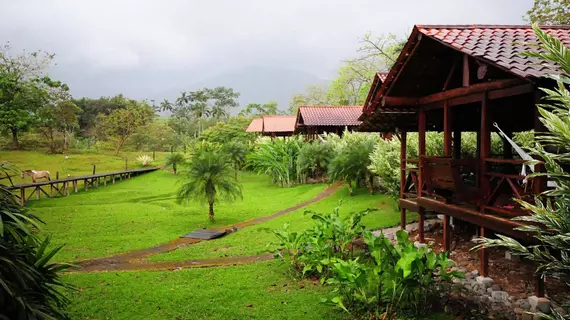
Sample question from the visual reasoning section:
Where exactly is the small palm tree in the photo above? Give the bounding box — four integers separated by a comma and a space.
164, 153, 186, 174
177, 150, 242, 221
223, 141, 247, 179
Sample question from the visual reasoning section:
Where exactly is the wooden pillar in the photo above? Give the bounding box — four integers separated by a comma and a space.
84, 179, 88, 191
112, 175, 116, 184
453, 130, 461, 159
400, 131, 407, 230
462, 54, 470, 87
20, 188, 25, 206
479, 226, 489, 276
74, 180, 78, 193
103, 176, 107, 186
443, 102, 452, 156
418, 109, 427, 243
443, 215, 451, 252
479, 92, 490, 213
36, 186, 40, 200
535, 274, 545, 297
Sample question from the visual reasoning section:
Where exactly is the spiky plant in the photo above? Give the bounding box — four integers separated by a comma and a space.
0, 161, 71, 319
136, 154, 153, 167
164, 153, 186, 174
176, 150, 242, 221
246, 138, 303, 187
473, 25, 570, 319
297, 141, 335, 183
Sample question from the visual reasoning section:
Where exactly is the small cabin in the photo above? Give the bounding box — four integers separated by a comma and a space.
245, 115, 296, 138
295, 106, 363, 139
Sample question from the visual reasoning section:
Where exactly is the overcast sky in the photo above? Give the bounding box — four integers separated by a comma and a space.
0, 0, 533, 102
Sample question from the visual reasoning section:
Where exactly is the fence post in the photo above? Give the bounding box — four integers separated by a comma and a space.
153, 151, 156, 160
125, 158, 128, 171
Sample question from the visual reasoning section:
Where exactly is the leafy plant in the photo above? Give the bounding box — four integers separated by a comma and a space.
297, 141, 334, 182
0, 161, 72, 319
176, 149, 242, 221
223, 141, 248, 179
164, 153, 186, 174
136, 154, 153, 167
473, 25, 570, 320
247, 137, 303, 187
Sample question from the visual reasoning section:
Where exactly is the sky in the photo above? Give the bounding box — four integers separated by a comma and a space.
0, 0, 533, 104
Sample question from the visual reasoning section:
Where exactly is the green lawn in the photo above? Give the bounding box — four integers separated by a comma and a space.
150, 186, 416, 261
29, 171, 326, 262
1, 150, 170, 184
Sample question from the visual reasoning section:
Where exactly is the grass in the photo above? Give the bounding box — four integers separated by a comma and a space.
64, 261, 347, 320
150, 186, 417, 262
1, 150, 170, 184
28, 171, 326, 262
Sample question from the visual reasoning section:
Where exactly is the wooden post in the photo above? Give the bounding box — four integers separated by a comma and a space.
125, 158, 128, 171
479, 226, 489, 277
112, 174, 116, 184
103, 175, 107, 186
36, 186, 40, 200
84, 179, 88, 191
93, 165, 96, 175
20, 188, 25, 206
535, 274, 545, 297
153, 151, 156, 160
443, 101, 452, 156
479, 92, 490, 213
73, 180, 78, 193
443, 215, 451, 252
418, 109, 426, 243
462, 54, 470, 87
453, 130, 462, 159
400, 131, 407, 230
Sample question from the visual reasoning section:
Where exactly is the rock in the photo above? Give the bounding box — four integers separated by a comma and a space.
491, 291, 509, 302
471, 270, 480, 276
476, 276, 494, 288
487, 288, 493, 293
528, 296, 550, 313
414, 241, 427, 249
519, 300, 531, 310
514, 308, 524, 314
521, 313, 534, 320
491, 284, 502, 291
457, 267, 467, 273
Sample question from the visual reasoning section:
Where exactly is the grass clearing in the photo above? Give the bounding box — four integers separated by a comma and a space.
150, 187, 418, 261
1, 150, 170, 184
29, 171, 326, 262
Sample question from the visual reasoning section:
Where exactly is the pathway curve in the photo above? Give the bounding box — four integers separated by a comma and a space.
72, 182, 342, 273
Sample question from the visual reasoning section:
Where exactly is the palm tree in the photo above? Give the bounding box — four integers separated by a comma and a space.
164, 153, 186, 174
223, 141, 247, 179
177, 150, 242, 221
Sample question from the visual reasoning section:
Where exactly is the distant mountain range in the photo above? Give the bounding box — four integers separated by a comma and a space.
155, 66, 328, 115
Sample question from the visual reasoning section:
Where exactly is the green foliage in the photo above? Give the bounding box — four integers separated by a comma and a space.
297, 141, 335, 182
130, 120, 176, 152
271, 205, 462, 318
474, 25, 570, 320
164, 153, 187, 174
327, 131, 379, 195
198, 116, 256, 146
96, 98, 156, 155
177, 148, 243, 221
0, 162, 71, 319
238, 101, 280, 116
136, 154, 153, 167
247, 137, 303, 187
525, 0, 570, 25
223, 141, 248, 178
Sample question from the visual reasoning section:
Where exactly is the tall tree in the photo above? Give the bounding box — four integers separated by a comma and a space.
238, 100, 279, 116
525, 0, 570, 25
0, 44, 55, 149
96, 98, 155, 155
288, 84, 328, 114
73, 96, 126, 137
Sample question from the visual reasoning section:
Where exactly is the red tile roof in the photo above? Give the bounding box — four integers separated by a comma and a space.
417, 25, 570, 79
298, 106, 363, 126
246, 118, 263, 132
262, 115, 296, 132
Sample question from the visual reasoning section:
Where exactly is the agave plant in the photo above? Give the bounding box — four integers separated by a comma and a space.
136, 154, 153, 167
0, 161, 71, 319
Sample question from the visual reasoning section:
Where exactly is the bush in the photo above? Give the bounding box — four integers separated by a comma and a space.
297, 141, 335, 182
164, 153, 187, 174
247, 137, 303, 187
136, 154, 153, 167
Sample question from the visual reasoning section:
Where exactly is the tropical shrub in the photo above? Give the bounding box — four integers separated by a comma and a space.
164, 153, 186, 174
0, 162, 71, 319
328, 132, 378, 195
223, 141, 248, 179
247, 137, 303, 187
177, 148, 242, 221
136, 154, 153, 167
474, 25, 570, 320
297, 141, 335, 182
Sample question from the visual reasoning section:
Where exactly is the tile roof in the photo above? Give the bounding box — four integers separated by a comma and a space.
298, 106, 363, 126
262, 115, 297, 132
416, 25, 570, 79
245, 118, 263, 132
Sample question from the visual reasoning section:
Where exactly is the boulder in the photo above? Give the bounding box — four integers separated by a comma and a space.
528, 296, 550, 313
491, 291, 509, 302
476, 276, 494, 288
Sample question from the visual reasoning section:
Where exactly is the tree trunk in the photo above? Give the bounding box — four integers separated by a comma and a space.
62, 129, 68, 152
49, 129, 56, 154
11, 127, 20, 150
208, 201, 215, 221
368, 174, 374, 194
114, 137, 126, 155
347, 181, 353, 196
173, 164, 177, 174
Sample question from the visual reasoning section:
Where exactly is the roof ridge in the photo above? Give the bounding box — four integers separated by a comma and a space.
416, 24, 570, 29
299, 105, 362, 108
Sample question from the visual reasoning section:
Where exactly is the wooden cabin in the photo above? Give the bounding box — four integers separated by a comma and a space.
245, 115, 296, 138
295, 106, 363, 139
360, 24, 570, 296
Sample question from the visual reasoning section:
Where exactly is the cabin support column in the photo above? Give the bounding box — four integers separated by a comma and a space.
478, 92, 491, 277
20, 188, 25, 206
533, 90, 546, 297
442, 101, 453, 251
400, 131, 407, 230
418, 109, 426, 243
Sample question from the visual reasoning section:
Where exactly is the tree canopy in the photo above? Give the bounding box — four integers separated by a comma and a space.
525, 0, 570, 24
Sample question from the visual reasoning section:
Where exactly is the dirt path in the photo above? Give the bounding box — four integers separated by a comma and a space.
72, 182, 342, 273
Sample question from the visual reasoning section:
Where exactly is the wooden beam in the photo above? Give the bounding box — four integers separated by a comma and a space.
443, 57, 459, 91
479, 92, 490, 214
443, 102, 452, 156
382, 96, 417, 107
400, 131, 407, 230
420, 78, 523, 105
463, 54, 470, 87
418, 110, 426, 243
